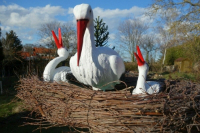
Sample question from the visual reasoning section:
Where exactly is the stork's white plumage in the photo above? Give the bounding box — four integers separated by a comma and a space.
132, 46, 161, 95
70, 4, 125, 91
43, 28, 71, 82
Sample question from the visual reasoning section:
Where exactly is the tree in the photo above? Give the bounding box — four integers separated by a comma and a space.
38, 21, 77, 58
94, 16, 109, 47
117, 18, 148, 62
61, 23, 77, 57
1, 30, 23, 75
165, 44, 186, 65
148, 0, 200, 37
2, 30, 22, 50
38, 21, 61, 49
23, 43, 35, 54
140, 34, 158, 63
0, 26, 4, 64
147, 0, 200, 71
150, 0, 200, 21
156, 26, 174, 65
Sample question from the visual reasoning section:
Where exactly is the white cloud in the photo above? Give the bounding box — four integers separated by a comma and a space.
92, 6, 146, 31
93, 6, 145, 18
0, 4, 66, 28
0, 4, 67, 44
0, 4, 148, 45
1, 26, 11, 31
139, 14, 154, 24
67, 7, 74, 14
23, 35, 33, 40
109, 33, 115, 40
67, 6, 146, 31
38, 36, 52, 45
71, 6, 146, 43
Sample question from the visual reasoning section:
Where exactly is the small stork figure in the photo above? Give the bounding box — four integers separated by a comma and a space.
43, 28, 71, 83
132, 46, 162, 95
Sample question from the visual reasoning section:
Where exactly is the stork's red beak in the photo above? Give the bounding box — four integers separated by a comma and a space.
52, 28, 63, 49
76, 19, 89, 66
134, 45, 145, 66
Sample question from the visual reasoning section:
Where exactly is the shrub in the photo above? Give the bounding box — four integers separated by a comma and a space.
149, 63, 162, 72
124, 62, 138, 71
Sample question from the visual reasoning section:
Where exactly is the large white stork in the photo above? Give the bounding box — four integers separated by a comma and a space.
70, 4, 125, 91
43, 28, 71, 83
132, 45, 162, 95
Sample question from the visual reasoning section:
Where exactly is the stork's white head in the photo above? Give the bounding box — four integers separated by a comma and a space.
52, 28, 69, 57
134, 45, 149, 72
73, 4, 93, 24
73, 4, 93, 66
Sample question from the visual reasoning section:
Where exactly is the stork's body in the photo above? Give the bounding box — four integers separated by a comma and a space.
132, 46, 161, 95
70, 4, 125, 91
43, 28, 71, 83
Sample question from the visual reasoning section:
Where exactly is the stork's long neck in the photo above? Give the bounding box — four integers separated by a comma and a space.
135, 65, 148, 92
46, 56, 67, 71
43, 56, 67, 80
82, 22, 95, 58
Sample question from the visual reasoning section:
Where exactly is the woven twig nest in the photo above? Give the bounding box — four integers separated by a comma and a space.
16, 75, 200, 133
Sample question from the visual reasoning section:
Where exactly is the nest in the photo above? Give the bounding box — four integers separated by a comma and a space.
16, 75, 200, 133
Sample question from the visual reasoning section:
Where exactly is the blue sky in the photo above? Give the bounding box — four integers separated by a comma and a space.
1, 0, 152, 10
0, 0, 153, 46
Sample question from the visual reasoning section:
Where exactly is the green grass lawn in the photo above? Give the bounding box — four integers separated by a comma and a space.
0, 76, 22, 119
161, 71, 199, 82
0, 95, 22, 118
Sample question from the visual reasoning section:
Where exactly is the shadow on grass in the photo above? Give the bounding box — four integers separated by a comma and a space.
0, 111, 89, 133
161, 71, 170, 75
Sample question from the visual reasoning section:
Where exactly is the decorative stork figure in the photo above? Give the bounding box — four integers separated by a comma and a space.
43, 28, 71, 82
70, 4, 125, 91
132, 45, 162, 95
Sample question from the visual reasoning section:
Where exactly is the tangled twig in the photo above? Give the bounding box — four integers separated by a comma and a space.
16, 76, 200, 132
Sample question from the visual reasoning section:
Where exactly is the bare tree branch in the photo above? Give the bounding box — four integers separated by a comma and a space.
117, 18, 148, 62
